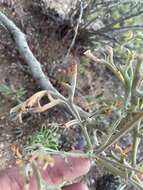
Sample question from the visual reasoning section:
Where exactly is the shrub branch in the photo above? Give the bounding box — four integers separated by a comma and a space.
0, 11, 89, 119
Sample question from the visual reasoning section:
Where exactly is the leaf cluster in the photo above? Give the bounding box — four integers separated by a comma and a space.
0, 83, 26, 103
26, 125, 59, 151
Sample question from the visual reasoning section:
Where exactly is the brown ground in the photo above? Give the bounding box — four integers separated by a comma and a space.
0, 1, 121, 189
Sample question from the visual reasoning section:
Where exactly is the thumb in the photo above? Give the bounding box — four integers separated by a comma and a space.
62, 183, 89, 190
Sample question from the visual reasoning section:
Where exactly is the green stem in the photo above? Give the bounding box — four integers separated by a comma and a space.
96, 116, 124, 153
31, 161, 45, 190
31, 160, 64, 190
96, 157, 125, 177
26, 145, 143, 175
95, 112, 143, 154
84, 51, 125, 84
130, 175, 143, 189
67, 102, 93, 152
81, 124, 93, 152
132, 120, 141, 168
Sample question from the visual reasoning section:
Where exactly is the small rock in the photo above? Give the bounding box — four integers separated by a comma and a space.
36, 0, 78, 20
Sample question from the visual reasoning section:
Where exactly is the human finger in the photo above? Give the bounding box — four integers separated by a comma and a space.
29, 155, 90, 189
62, 183, 89, 190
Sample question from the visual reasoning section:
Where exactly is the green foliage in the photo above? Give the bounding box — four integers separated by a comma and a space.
0, 84, 12, 95
0, 83, 26, 103
80, 0, 143, 54
26, 125, 59, 150
83, 46, 143, 188
15, 87, 27, 102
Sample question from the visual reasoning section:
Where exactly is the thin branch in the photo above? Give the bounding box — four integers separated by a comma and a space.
0, 11, 93, 151
94, 9, 143, 33
105, 25, 143, 32
95, 112, 143, 154
26, 144, 143, 175
131, 120, 141, 168
31, 160, 63, 190
84, 50, 125, 84
64, 0, 83, 60
0, 11, 89, 119
0, 12, 61, 97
